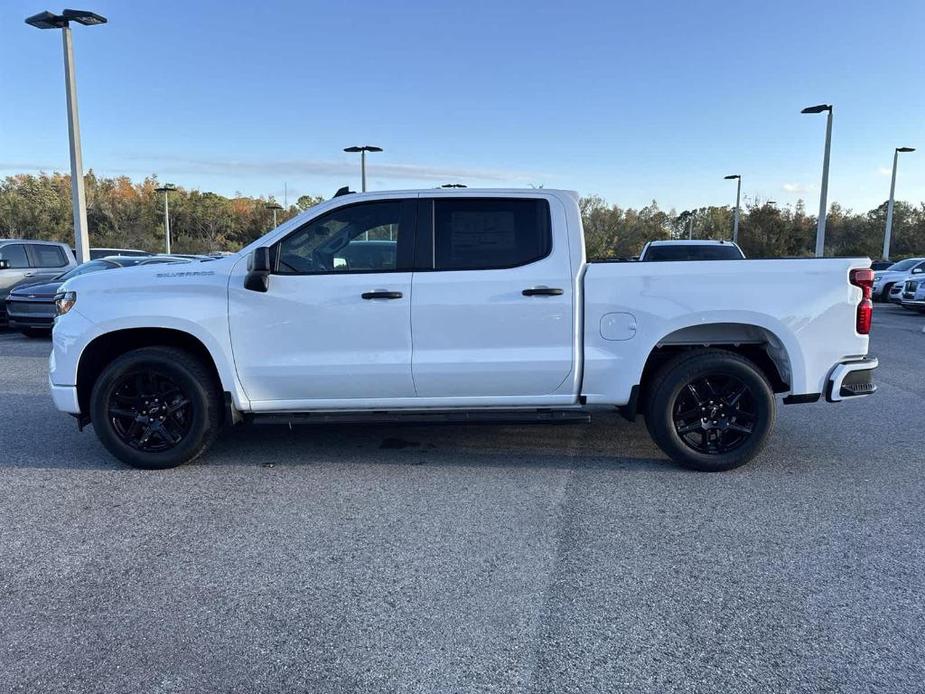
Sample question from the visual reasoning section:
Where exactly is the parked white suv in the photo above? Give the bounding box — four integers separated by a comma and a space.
872, 257, 925, 301
49, 189, 877, 472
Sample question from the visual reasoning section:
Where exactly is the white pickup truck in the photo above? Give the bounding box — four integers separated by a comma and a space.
49, 189, 878, 472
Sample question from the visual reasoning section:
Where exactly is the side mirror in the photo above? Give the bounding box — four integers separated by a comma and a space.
0, 259, 9, 270
244, 247, 271, 292
913, 267, 923, 274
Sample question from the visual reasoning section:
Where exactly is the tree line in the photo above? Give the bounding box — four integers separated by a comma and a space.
2, 171, 924, 260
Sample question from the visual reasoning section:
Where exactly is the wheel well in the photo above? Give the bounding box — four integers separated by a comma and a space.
629, 325, 792, 419
76, 328, 222, 415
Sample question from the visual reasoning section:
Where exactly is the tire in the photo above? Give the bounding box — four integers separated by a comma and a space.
89, 346, 222, 469
21, 327, 51, 338
644, 349, 776, 472
880, 283, 893, 302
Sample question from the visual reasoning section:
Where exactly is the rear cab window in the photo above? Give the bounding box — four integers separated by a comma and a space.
642, 245, 744, 261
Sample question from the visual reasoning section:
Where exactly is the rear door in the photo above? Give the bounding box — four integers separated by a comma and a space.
410, 195, 575, 399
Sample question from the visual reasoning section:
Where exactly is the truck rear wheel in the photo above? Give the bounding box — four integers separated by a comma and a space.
644, 350, 776, 472
89, 347, 221, 469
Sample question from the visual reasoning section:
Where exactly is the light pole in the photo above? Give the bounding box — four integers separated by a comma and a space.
882, 147, 915, 260
26, 9, 107, 264
155, 184, 177, 254
724, 175, 741, 243
266, 202, 283, 229
802, 104, 833, 257
688, 212, 694, 240
343, 145, 382, 192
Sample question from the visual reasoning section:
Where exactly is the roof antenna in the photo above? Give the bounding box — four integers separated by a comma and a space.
334, 186, 354, 198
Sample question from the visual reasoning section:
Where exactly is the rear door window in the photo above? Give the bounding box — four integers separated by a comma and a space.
430, 198, 551, 271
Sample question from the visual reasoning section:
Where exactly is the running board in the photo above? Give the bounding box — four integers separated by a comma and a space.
248, 408, 592, 426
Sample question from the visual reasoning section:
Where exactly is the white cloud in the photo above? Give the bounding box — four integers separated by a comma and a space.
120, 154, 545, 184
876, 166, 892, 177
782, 182, 812, 194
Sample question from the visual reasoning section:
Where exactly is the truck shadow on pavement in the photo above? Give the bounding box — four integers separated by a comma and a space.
205, 415, 674, 472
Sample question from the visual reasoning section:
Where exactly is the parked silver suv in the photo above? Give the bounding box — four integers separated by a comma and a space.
0, 240, 76, 325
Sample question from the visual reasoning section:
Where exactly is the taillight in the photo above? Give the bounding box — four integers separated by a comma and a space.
850, 268, 874, 335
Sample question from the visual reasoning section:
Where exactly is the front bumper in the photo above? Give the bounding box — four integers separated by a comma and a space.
50, 381, 81, 414
826, 357, 878, 403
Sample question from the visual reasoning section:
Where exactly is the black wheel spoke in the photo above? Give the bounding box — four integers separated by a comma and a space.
109, 406, 136, 418
724, 383, 748, 406
167, 398, 190, 414
677, 422, 701, 435
686, 383, 705, 405
675, 405, 702, 420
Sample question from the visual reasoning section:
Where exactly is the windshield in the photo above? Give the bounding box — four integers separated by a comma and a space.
57, 260, 117, 280
886, 258, 922, 271
643, 245, 744, 261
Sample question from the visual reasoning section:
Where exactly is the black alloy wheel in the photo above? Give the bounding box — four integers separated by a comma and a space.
89, 346, 222, 469
671, 374, 757, 455
644, 349, 776, 472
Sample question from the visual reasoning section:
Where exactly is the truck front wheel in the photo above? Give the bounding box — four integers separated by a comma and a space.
89, 347, 222, 469
644, 350, 776, 472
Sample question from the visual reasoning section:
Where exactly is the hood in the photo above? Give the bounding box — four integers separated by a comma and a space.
7, 279, 65, 299
59, 256, 235, 294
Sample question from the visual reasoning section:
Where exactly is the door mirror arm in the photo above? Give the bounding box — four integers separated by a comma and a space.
0, 259, 9, 270
244, 247, 271, 292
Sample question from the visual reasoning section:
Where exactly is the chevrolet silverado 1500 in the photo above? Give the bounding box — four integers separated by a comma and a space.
49, 189, 878, 471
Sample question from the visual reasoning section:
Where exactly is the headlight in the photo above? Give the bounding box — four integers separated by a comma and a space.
55, 291, 77, 317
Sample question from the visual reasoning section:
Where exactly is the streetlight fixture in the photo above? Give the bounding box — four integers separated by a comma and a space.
154, 184, 177, 254
801, 103, 833, 257
724, 175, 742, 243
266, 202, 283, 228
882, 146, 915, 260
26, 8, 108, 264
343, 145, 382, 192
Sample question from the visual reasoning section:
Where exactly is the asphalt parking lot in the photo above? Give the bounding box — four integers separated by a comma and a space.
1, 308, 923, 694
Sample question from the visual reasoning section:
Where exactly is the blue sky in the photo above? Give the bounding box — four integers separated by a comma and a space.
2, 0, 923, 212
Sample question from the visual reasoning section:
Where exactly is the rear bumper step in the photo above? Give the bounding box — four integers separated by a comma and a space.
250, 408, 592, 426
826, 357, 878, 403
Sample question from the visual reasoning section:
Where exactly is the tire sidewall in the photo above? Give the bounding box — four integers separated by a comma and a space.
90, 350, 214, 469
649, 354, 775, 472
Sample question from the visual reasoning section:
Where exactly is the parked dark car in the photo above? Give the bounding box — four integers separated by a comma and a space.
88, 247, 152, 260
5, 255, 187, 337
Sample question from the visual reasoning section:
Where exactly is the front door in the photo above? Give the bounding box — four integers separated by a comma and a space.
229, 199, 417, 408
410, 196, 576, 400
0, 244, 34, 298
